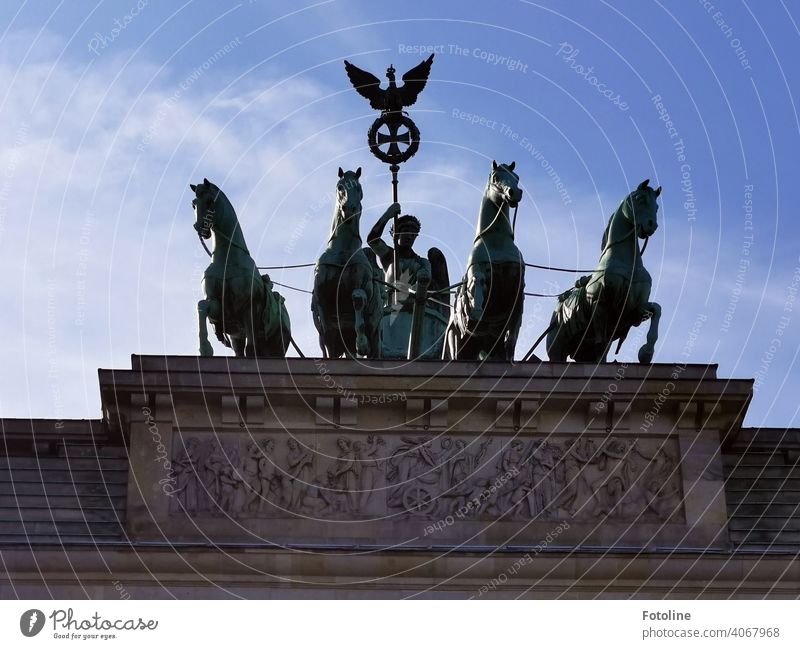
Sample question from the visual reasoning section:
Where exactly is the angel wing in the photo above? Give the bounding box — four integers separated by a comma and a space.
399, 53, 435, 107
343, 60, 384, 110
427, 246, 450, 313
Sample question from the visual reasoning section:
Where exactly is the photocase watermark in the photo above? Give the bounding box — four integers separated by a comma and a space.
753, 256, 800, 392
518, 281, 559, 340
313, 358, 406, 405
501, 122, 572, 206
474, 521, 570, 597
452, 106, 573, 206
398, 43, 529, 73
638, 315, 705, 433
422, 467, 520, 536
451, 107, 500, 131
112, 579, 131, 600
286, 175, 359, 254
720, 184, 754, 334
698, 1, 753, 71
555, 42, 629, 111
47, 608, 158, 637
87, 0, 148, 56
141, 405, 177, 495
0, 121, 28, 242
651, 93, 696, 222
75, 212, 94, 328
46, 280, 64, 431
137, 37, 242, 152
592, 362, 629, 416
684, 313, 707, 361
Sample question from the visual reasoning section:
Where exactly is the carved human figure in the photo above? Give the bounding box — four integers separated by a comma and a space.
242, 440, 263, 513
285, 439, 314, 510
303, 469, 347, 515
625, 447, 681, 520
174, 437, 202, 514
203, 440, 228, 507
525, 441, 557, 518
437, 437, 457, 491
558, 437, 596, 516
355, 435, 385, 512
257, 437, 280, 513
331, 437, 362, 513
218, 464, 241, 515
448, 437, 493, 514
497, 439, 527, 513
590, 437, 638, 517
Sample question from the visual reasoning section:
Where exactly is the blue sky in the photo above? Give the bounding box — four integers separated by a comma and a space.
0, 0, 798, 427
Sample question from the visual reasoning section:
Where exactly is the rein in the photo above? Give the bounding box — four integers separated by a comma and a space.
328, 206, 362, 245
196, 194, 251, 258
512, 203, 519, 236
473, 184, 518, 242
197, 226, 251, 258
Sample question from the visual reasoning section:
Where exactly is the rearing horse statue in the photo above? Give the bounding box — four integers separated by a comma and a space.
312, 167, 382, 358
192, 178, 291, 357
445, 161, 525, 361
542, 179, 662, 364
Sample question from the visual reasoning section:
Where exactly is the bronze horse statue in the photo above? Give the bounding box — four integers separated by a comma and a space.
192, 178, 291, 357
541, 179, 662, 363
312, 167, 382, 358
445, 161, 525, 361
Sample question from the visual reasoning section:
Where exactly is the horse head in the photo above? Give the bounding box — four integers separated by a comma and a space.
190, 177, 226, 240
335, 166, 363, 223
623, 179, 661, 239
488, 160, 523, 208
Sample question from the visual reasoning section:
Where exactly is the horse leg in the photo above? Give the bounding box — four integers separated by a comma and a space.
458, 270, 486, 360
442, 284, 464, 360
442, 320, 455, 360
467, 269, 486, 326
545, 311, 568, 362
352, 288, 369, 357
638, 302, 661, 364
230, 336, 246, 357
504, 285, 525, 361
368, 281, 382, 360
198, 299, 214, 357
243, 314, 257, 357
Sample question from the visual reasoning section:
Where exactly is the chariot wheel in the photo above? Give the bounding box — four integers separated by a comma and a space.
402, 484, 436, 517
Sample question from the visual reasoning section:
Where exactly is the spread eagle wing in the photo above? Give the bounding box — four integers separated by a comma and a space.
427, 246, 450, 310
399, 53, 435, 107
343, 60, 384, 110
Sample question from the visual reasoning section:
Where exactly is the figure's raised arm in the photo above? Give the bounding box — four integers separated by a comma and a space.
367, 202, 401, 266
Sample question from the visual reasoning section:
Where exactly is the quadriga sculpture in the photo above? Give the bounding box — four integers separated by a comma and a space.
191, 178, 291, 357
311, 167, 382, 358
545, 179, 662, 363
444, 161, 525, 361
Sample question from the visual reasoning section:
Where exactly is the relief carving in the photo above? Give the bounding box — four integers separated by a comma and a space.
169, 433, 682, 524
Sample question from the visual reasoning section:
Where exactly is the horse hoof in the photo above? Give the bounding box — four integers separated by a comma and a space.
638, 344, 654, 364
200, 341, 214, 357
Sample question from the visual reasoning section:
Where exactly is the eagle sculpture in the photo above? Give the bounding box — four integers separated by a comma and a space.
344, 54, 434, 119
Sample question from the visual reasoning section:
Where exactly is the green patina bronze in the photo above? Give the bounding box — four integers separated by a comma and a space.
367, 204, 449, 359
192, 178, 291, 357
445, 161, 525, 361
311, 168, 383, 358
545, 179, 662, 364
